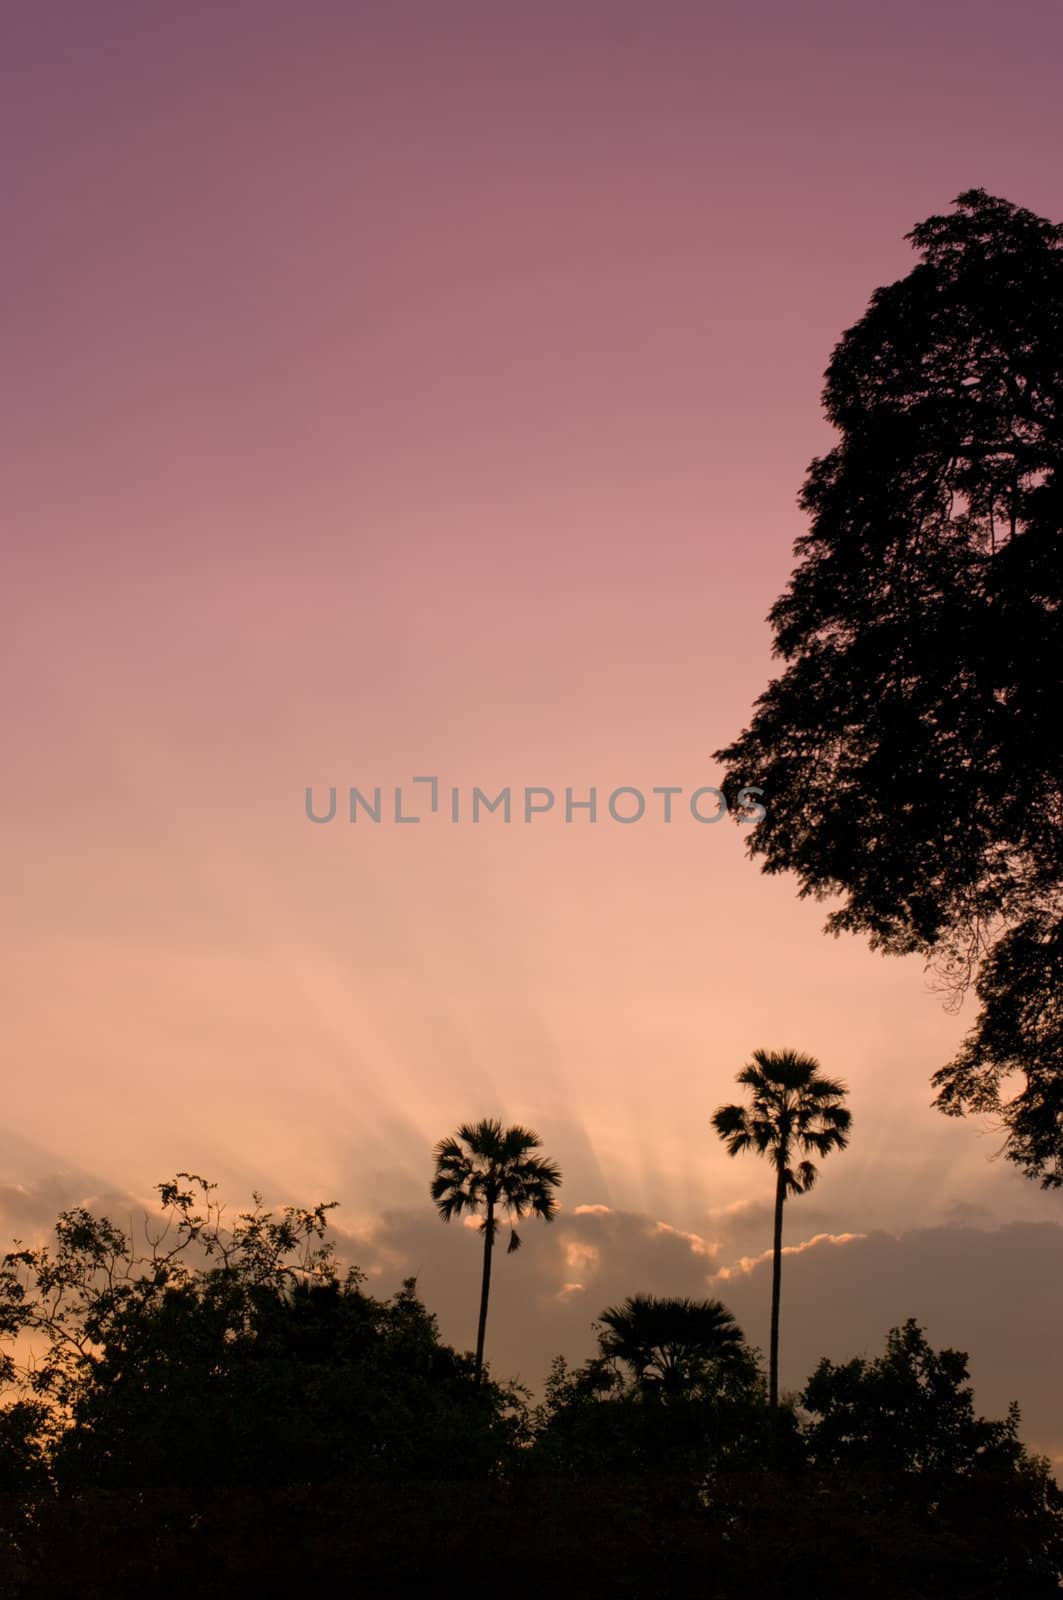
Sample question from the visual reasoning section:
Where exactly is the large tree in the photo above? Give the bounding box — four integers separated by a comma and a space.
715, 190, 1063, 1186
712, 1049, 851, 1410
431, 1118, 562, 1381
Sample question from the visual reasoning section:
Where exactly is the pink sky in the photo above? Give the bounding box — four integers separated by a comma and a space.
3, 1, 1062, 1453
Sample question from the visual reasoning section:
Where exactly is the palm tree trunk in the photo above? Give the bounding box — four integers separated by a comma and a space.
769, 1159, 786, 1411
474, 1198, 494, 1383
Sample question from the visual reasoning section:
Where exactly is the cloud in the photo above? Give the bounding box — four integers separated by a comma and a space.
712, 1231, 866, 1280
0, 1175, 155, 1244
563, 1240, 600, 1272
653, 1221, 718, 1258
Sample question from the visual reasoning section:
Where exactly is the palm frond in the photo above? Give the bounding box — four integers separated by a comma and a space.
713, 1048, 851, 1190
596, 1293, 748, 1393
431, 1120, 562, 1238
791, 1159, 818, 1194
433, 1190, 470, 1222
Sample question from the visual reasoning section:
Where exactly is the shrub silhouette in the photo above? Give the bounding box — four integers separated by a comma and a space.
2, 1176, 1061, 1599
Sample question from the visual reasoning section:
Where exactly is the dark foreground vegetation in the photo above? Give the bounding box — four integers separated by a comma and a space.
1, 1177, 1060, 1599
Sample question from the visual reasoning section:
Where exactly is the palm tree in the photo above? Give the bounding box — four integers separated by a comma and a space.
712, 1049, 851, 1410
596, 1293, 749, 1398
431, 1118, 562, 1382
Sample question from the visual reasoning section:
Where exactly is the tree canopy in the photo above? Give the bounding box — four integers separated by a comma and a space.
0, 1175, 520, 1499
595, 1293, 752, 1397
802, 1319, 1063, 1593
715, 189, 1063, 1185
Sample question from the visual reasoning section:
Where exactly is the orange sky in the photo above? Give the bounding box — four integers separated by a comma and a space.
2, 0, 1061, 1458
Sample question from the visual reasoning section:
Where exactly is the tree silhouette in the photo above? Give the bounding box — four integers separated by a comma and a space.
0, 1176, 524, 1501
804, 1318, 1022, 1480
595, 1294, 749, 1398
431, 1119, 561, 1382
712, 1049, 851, 1409
802, 1320, 1063, 1590
2, 1172, 1062, 1598
714, 189, 1063, 1186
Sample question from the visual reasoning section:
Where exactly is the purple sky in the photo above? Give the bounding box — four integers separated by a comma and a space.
3, 1, 1062, 1459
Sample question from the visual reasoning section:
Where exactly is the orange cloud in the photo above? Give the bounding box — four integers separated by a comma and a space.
564, 1239, 601, 1272
712, 1231, 866, 1282
653, 1220, 719, 1259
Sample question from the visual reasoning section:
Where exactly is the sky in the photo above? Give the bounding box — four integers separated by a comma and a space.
2, 1, 1062, 1459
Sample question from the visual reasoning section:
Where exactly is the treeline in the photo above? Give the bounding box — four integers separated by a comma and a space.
1, 1173, 1061, 1599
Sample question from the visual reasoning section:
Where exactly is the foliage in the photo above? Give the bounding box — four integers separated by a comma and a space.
529, 1349, 776, 1484
933, 914, 1063, 1184
529, 1296, 777, 1484
802, 1320, 1063, 1594
525, 1318, 1063, 1597
712, 1049, 851, 1197
0, 1180, 1060, 1598
0, 1175, 522, 1500
594, 1293, 753, 1397
0, 1175, 337, 1417
714, 189, 1063, 1185
431, 1119, 563, 1254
